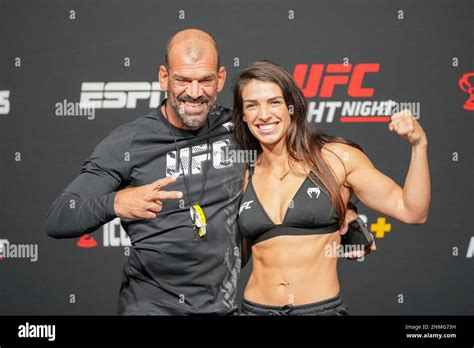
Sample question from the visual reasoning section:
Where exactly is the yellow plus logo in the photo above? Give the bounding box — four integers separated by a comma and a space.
371, 217, 391, 238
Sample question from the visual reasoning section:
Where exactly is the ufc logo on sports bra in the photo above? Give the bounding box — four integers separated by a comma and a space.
239, 200, 253, 215
166, 139, 233, 177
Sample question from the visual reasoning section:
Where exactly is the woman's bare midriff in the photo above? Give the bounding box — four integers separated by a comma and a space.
244, 231, 341, 306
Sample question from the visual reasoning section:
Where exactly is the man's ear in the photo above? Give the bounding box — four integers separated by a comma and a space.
159, 65, 169, 91
216, 66, 227, 93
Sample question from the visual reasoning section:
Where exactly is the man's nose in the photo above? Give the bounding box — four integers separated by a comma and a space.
186, 80, 203, 99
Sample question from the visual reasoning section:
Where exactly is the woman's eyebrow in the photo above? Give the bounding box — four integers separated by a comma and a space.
243, 96, 284, 103
268, 96, 284, 101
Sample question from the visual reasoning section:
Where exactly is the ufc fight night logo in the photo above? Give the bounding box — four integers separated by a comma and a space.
80, 82, 165, 109
293, 63, 420, 123
293, 63, 380, 98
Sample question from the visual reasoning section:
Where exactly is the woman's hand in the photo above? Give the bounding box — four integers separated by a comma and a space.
340, 209, 376, 259
388, 109, 428, 146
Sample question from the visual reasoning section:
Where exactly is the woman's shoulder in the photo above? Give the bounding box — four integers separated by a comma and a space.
321, 142, 371, 173
321, 141, 362, 158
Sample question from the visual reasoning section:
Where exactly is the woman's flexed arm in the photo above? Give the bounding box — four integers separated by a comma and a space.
336, 110, 430, 224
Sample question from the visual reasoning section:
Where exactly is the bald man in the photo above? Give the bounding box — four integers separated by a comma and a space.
46, 28, 245, 315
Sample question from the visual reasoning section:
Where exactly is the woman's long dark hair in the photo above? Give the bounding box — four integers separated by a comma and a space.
232, 60, 365, 226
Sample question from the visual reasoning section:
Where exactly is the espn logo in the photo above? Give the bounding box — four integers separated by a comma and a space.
80, 82, 165, 109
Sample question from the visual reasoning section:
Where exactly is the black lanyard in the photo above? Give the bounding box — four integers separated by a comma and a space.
162, 105, 211, 240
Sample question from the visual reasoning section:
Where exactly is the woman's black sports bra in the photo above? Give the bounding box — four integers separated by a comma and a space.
237, 164, 341, 245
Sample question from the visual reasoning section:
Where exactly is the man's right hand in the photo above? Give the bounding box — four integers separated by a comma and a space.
113, 176, 183, 219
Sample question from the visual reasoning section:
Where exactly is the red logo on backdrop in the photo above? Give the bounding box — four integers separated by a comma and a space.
292, 63, 399, 123
458, 73, 474, 111
77, 234, 97, 248
293, 63, 380, 98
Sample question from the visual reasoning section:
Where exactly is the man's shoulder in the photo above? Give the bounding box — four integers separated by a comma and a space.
209, 104, 235, 135
111, 111, 163, 136
213, 104, 232, 116
94, 111, 163, 152
211, 104, 233, 124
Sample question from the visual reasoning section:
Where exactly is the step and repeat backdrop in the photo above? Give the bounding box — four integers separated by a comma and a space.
0, 0, 472, 315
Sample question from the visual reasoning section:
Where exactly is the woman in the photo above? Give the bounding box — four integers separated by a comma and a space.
233, 61, 430, 315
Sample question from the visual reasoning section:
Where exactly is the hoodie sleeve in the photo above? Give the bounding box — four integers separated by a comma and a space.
45, 129, 136, 238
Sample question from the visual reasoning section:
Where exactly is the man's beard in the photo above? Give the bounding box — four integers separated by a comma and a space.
168, 89, 216, 128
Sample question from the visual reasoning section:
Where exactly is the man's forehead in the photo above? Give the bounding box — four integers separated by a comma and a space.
169, 60, 219, 78
167, 38, 219, 74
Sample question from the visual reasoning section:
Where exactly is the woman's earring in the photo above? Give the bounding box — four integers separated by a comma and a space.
289, 105, 294, 116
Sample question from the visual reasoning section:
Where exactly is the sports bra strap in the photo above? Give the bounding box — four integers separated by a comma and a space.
247, 161, 256, 177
